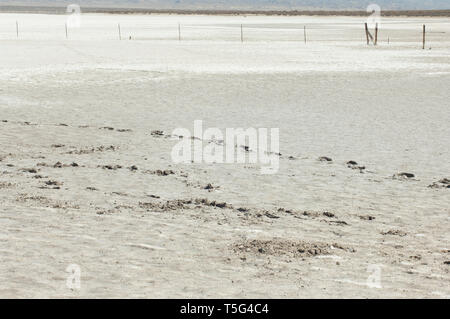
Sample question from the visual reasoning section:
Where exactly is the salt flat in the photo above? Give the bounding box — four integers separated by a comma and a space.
0, 13, 449, 298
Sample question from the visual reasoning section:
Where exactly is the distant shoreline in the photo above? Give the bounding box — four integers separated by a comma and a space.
1, 6, 449, 17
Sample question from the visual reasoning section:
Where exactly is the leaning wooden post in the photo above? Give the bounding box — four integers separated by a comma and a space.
304, 25, 307, 44
422, 24, 426, 49
118, 23, 121, 40
364, 23, 369, 45
16, 21, 19, 38
374, 23, 378, 45
240, 24, 243, 42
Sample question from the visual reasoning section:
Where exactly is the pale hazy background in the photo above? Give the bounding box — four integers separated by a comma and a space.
0, 0, 449, 10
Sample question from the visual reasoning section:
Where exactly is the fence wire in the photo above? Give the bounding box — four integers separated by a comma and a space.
0, 18, 449, 48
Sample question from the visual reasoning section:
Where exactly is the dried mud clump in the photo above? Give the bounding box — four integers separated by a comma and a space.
40, 180, 64, 189
0, 182, 15, 189
55, 162, 79, 168
428, 178, 450, 189
99, 165, 123, 170
66, 145, 117, 155
44, 180, 63, 186
15, 194, 79, 209
263, 212, 280, 219
138, 197, 233, 212
393, 172, 415, 180
22, 168, 38, 174
146, 169, 175, 176
139, 199, 192, 212
151, 130, 165, 137
16, 195, 49, 204
233, 239, 354, 258
37, 162, 80, 168
96, 208, 119, 215
194, 198, 231, 209
359, 215, 376, 221
381, 229, 407, 237
322, 211, 335, 218
128, 165, 138, 171
52, 202, 80, 210
203, 183, 219, 191
319, 156, 332, 162
278, 208, 338, 220
347, 160, 365, 172
53, 162, 64, 168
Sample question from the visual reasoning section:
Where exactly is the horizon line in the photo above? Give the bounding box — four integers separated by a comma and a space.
0, 5, 449, 17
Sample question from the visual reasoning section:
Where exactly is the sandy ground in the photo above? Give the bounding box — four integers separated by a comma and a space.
0, 13, 449, 298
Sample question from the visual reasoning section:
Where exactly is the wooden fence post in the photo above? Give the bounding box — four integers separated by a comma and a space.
374, 23, 378, 45
365, 23, 369, 45
422, 24, 426, 49
304, 25, 307, 44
